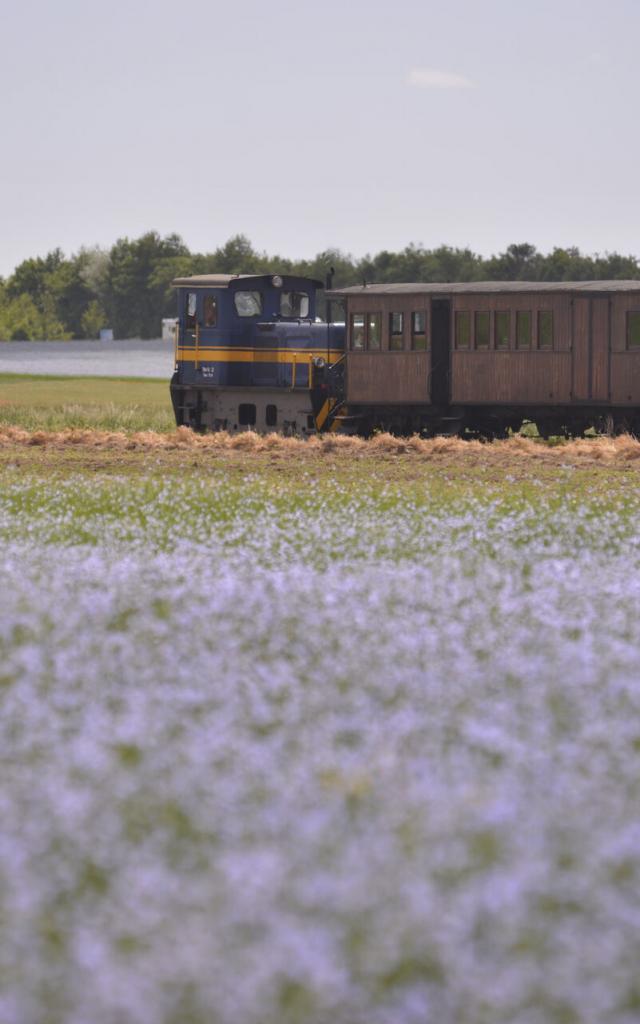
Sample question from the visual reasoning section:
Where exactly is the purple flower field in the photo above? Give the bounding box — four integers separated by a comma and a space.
1, 469, 640, 1023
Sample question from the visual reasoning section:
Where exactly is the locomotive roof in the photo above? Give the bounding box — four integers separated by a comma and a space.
172, 273, 323, 288
327, 280, 640, 297
172, 274, 251, 287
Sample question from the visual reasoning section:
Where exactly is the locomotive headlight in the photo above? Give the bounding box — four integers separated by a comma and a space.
271, 275, 283, 288
313, 356, 326, 368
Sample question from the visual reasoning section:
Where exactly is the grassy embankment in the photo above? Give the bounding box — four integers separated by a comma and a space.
0, 372, 174, 432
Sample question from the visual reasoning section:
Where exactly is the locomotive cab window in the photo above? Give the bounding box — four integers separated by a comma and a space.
627, 312, 640, 350
389, 312, 404, 351
516, 311, 532, 350
203, 295, 217, 328
475, 312, 490, 350
538, 310, 553, 349
411, 311, 427, 350
185, 292, 197, 329
280, 291, 309, 318
351, 313, 365, 349
234, 291, 263, 317
455, 311, 471, 349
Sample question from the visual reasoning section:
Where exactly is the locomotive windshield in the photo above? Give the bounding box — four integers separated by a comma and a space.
234, 291, 263, 317
280, 291, 309, 318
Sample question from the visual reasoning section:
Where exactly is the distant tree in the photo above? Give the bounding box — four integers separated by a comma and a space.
209, 235, 263, 274
0, 294, 38, 340
421, 245, 485, 282
5, 248, 96, 338
79, 247, 111, 303
593, 251, 640, 279
45, 259, 96, 338
0, 293, 69, 341
105, 232, 191, 338
536, 246, 594, 281
348, 244, 485, 286
4, 233, 640, 340
203, 234, 293, 276
80, 300, 107, 339
485, 243, 542, 280
5, 249, 66, 305
294, 248, 358, 287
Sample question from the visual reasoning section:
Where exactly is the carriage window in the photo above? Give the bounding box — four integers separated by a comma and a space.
265, 404, 278, 427
495, 311, 510, 350
411, 311, 427, 350
627, 312, 640, 350
186, 292, 197, 329
389, 312, 404, 351
368, 313, 381, 350
475, 312, 490, 349
455, 311, 471, 349
351, 313, 365, 349
203, 295, 217, 328
516, 311, 532, 349
280, 291, 309, 318
234, 291, 263, 317
538, 310, 553, 349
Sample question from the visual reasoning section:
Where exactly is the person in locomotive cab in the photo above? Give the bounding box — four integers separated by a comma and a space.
280, 291, 294, 317
280, 291, 309, 318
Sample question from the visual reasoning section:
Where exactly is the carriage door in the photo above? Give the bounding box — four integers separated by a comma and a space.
572, 297, 610, 402
431, 300, 451, 405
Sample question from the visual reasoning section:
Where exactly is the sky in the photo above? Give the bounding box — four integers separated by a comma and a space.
1, 0, 639, 276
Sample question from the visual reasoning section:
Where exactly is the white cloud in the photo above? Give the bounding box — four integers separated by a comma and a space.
408, 68, 474, 90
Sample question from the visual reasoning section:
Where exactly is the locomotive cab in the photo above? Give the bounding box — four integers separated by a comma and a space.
170, 273, 345, 433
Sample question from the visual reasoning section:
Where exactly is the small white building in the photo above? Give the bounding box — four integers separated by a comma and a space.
162, 318, 179, 344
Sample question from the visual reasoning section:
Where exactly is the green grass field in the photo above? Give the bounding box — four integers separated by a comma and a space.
0, 373, 174, 431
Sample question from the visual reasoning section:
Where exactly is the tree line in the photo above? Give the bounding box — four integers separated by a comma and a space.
1, 232, 640, 341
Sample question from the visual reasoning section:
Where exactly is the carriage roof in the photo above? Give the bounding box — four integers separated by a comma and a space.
327, 280, 640, 297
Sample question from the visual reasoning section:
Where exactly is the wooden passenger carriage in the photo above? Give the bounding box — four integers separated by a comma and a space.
325, 281, 640, 435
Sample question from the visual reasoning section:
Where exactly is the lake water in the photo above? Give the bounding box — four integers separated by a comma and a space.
0, 339, 174, 379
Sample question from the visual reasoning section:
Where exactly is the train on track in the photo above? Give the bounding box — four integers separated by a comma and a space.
169, 273, 640, 438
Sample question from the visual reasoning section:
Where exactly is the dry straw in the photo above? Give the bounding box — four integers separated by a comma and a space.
1, 425, 640, 463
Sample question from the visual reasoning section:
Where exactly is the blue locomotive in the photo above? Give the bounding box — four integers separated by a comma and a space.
170, 273, 345, 434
